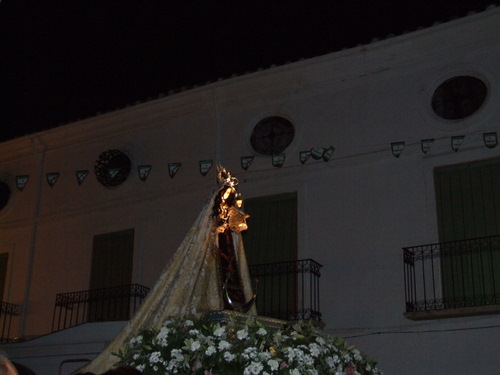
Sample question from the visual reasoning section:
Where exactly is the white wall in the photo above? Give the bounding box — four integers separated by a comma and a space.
0, 7, 499, 375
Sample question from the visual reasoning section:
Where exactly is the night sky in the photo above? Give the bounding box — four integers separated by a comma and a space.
0, 1, 494, 142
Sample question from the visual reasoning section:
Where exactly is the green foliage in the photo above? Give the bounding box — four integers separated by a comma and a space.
114, 316, 382, 375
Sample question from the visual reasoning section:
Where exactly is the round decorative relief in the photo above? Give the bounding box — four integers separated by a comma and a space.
94, 150, 132, 188
0, 181, 10, 210
431, 75, 487, 120
250, 116, 295, 155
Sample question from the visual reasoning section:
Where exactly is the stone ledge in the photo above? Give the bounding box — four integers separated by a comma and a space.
404, 304, 500, 320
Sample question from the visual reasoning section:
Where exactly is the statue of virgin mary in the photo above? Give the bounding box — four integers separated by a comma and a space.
79, 167, 256, 373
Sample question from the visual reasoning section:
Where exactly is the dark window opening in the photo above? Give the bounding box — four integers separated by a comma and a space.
431, 75, 487, 120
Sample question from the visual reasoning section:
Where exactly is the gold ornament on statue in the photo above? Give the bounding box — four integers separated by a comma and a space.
228, 206, 249, 232
214, 167, 250, 234
213, 166, 256, 313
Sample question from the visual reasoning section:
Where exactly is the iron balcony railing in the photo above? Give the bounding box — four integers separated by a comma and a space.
249, 258, 322, 322
52, 284, 150, 332
0, 301, 20, 343
403, 235, 500, 313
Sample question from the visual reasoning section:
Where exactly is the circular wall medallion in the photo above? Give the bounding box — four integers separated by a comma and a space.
250, 116, 295, 155
94, 150, 132, 188
0, 181, 10, 210
431, 75, 487, 120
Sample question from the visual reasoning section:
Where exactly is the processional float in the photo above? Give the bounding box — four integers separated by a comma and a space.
80, 166, 258, 373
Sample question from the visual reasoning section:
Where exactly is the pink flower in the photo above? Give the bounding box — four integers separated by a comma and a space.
280, 361, 288, 369
204, 371, 214, 375
345, 363, 355, 375
192, 360, 202, 371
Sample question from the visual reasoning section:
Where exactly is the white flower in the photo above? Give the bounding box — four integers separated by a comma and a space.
157, 326, 170, 340
190, 340, 201, 351
118, 318, 380, 375
243, 347, 258, 360
267, 359, 279, 371
258, 351, 271, 361
285, 347, 295, 360
257, 327, 267, 336
237, 329, 249, 340
170, 348, 184, 362
205, 345, 216, 356
303, 353, 314, 366
129, 335, 143, 348
287, 347, 305, 362
214, 326, 225, 337
218, 340, 231, 350
352, 349, 362, 361
244, 361, 264, 375
308, 343, 321, 357
326, 355, 339, 368
149, 351, 161, 363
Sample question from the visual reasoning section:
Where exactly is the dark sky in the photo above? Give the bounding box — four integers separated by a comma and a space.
0, 1, 494, 142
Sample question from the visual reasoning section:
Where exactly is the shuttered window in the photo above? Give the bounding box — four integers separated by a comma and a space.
89, 228, 134, 321
242, 193, 297, 317
435, 158, 500, 304
0, 253, 8, 302
435, 158, 500, 241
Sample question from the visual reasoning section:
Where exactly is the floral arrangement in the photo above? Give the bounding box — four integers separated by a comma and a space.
115, 316, 382, 375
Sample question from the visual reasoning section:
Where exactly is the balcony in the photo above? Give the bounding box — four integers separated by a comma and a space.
403, 235, 500, 320
0, 301, 20, 342
52, 284, 150, 332
51, 259, 322, 332
249, 258, 322, 322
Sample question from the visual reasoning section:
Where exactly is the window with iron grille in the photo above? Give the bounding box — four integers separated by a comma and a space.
434, 157, 500, 308
242, 193, 299, 320
89, 228, 135, 321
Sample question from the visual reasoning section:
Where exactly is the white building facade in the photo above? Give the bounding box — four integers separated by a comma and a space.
1, 7, 499, 375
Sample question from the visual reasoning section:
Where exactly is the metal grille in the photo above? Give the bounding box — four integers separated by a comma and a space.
249, 258, 322, 321
403, 235, 500, 312
0, 301, 19, 342
52, 284, 149, 332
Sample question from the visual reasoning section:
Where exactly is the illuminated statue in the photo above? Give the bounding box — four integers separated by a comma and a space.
79, 166, 256, 374
213, 167, 256, 312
